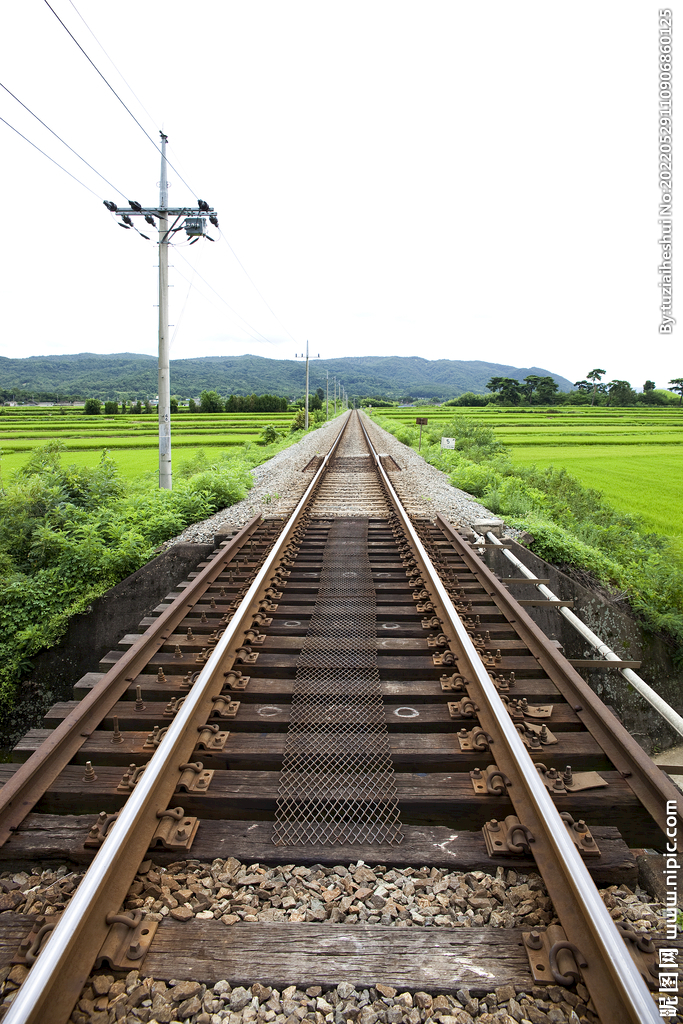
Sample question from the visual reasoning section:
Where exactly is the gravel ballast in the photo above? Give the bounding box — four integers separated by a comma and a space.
1, 415, 664, 1023
165, 413, 504, 546
0, 859, 668, 1023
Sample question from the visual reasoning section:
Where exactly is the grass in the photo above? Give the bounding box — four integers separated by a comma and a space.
379, 405, 683, 549
1, 446, 242, 481
509, 444, 683, 553
370, 407, 683, 654
0, 409, 297, 473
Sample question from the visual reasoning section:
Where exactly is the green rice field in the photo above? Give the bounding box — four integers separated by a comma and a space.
0, 409, 294, 480
379, 406, 683, 549
1, 405, 681, 548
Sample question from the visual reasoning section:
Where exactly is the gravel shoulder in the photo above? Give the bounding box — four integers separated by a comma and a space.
164, 413, 503, 547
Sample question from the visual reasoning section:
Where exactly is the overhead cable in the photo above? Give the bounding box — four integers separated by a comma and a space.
0, 81, 129, 201
65, 0, 160, 133
174, 246, 276, 345
0, 114, 101, 199
219, 232, 299, 343
41, 0, 198, 198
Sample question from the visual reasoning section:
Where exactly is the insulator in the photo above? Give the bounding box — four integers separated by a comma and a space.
129, 200, 142, 211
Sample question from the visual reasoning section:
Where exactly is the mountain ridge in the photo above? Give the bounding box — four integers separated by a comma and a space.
0, 352, 574, 400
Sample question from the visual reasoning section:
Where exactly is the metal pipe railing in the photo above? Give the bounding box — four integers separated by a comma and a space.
483, 531, 683, 740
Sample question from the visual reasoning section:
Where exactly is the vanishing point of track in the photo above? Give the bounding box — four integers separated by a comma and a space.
0, 410, 680, 1024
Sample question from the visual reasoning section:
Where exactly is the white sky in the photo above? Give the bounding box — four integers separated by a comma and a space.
0, 1, 680, 391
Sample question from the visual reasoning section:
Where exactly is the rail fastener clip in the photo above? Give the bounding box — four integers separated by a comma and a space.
150, 807, 199, 851
483, 815, 535, 856
96, 910, 158, 971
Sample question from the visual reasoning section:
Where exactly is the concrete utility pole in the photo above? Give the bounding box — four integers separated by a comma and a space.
295, 342, 320, 429
325, 370, 329, 421
158, 134, 171, 489
103, 132, 219, 489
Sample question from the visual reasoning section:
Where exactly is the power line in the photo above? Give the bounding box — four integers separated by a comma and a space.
41, 0, 198, 198
40, 4, 301, 358
174, 245, 277, 345
43, 1, 301, 348
219, 232, 300, 344
65, 0, 160, 133
0, 81, 129, 201
0, 114, 101, 199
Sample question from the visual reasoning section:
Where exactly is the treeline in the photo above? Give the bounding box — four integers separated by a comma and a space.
478, 372, 682, 407
81, 392, 291, 415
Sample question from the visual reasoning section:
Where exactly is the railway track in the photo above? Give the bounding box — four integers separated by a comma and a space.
0, 410, 680, 1024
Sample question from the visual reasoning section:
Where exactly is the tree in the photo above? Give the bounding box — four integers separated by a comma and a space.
84, 398, 101, 415
606, 380, 637, 406
586, 368, 606, 406
170, 397, 179, 414
199, 390, 224, 413
521, 375, 542, 402
644, 380, 656, 391
536, 376, 559, 404
103, 401, 118, 415
669, 379, 683, 405
188, 398, 198, 413
486, 377, 522, 404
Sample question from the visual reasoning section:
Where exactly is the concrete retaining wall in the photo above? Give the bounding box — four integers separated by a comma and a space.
1, 543, 214, 750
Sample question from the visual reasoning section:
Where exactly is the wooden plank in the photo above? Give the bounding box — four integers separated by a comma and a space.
42, 701, 583, 731
0, 766, 647, 841
13, 730, 610, 772
0, 815, 637, 884
75, 674, 566, 702
141, 920, 532, 993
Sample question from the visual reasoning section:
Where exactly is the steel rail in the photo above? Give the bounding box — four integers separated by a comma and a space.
0, 512, 265, 848
358, 412, 661, 1024
433, 514, 683, 849
483, 528, 683, 739
5, 413, 351, 1024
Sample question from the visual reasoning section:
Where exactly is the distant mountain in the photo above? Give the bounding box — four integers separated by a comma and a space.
0, 352, 574, 401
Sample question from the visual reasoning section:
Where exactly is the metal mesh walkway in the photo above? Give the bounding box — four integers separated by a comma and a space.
272, 518, 403, 846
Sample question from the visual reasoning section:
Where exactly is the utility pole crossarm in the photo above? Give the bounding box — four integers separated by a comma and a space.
105, 207, 215, 215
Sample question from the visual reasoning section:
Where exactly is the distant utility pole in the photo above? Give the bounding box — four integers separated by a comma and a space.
325, 369, 330, 421
295, 341, 320, 429
104, 132, 219, 489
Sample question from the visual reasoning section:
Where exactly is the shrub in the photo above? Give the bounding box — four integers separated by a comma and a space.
259, 424, 282, 445
185, 469, 249, 510
290, 409, 306, 432
370, 410, 683, 653
104, 401, 118, 415
84, 398, 101, 415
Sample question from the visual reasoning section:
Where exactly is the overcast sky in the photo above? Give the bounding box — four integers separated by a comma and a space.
0, 1, 680, 391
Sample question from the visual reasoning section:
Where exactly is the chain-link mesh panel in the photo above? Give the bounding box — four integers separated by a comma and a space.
273, 518, 403, 846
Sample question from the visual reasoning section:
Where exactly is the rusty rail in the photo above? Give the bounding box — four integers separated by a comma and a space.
0, 513, 265, 848
3, 412, 351, 1024
357, 412, 662, 1024
435, 513, 683, 849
